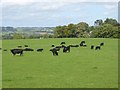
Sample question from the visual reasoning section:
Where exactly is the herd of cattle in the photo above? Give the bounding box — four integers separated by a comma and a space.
0, 41, 104, 56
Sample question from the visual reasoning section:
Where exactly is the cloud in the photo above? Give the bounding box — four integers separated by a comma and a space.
103, 12, 110, 15
2, 1, 67, 11
1, 0, 119, 6
104, 4, 118, 9
1, 0, 118, 27
2, 0, 119, 2
103, 4, 118, 17
2, 0, 35, 5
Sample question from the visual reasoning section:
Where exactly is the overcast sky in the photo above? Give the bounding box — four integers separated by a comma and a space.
1, 0, 119, 27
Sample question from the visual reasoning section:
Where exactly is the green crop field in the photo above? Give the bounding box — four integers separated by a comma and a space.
1, 38, 118, 88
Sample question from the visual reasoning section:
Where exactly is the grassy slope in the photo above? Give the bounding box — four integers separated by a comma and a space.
2, 38, 118, 88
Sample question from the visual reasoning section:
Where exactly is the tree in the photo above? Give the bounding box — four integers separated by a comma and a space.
54, 25, 68, 38
54, 18, 119, 38
67, 23, 77, 37
94, 19, 103, 26
104, 18, 118, 26
91, 24, 119, 38
54, 26, 64, 38
76, 22, 89, 38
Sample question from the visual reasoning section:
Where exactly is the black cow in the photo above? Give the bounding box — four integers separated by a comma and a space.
69, 45, 79, 47
55, 46, 63, 48
51, 45, 55, 47
80, 41, 86, 47
50, 48, 58, 56
24, 48, 34, 51
24, 45, 28, 47
18, 46, 22, 48
37, 49, 43, 52
91, 45, 94, 49
63, 46, 70, 53
100, 42, 104, 46
11, 49, 23, 56
80, 43, 83, 46
60, 42, 65, 45
95, 46, 101, 50
80, 43, 87, 47
3, 49, 7, 51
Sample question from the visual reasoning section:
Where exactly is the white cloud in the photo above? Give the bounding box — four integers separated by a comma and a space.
104, 4, 118, 9
1, 0, 118, 26
1, 0, 119, 10
103, 12, 110, 15
2, 1, 67, 11
1, 0, 119, 4
103, 4, 118, 17
39, 2, 66, 10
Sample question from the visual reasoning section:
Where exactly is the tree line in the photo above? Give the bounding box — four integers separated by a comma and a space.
2, 18, 120, 39
2, 33, 54, 40
54, 18, 120, 38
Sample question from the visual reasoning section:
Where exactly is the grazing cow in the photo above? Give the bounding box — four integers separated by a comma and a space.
11, 49, 23, 56
80, 43, 83, 46
95, 46, 101, 50
50, 48, 58, 56
69, 45, 79, 47
100, 42, 104, 46
51, 45, 55, 47
80, 43, 87, 47
63, 46, 70, 53
91, 45, 94, 49
18, 46, 22, 48
24, 45, 28, 47
83, 44, 87, 47
24, 48, 34, 51
80, 41, 86, 47
60, 42, 66, 45
37, 49, 43, 52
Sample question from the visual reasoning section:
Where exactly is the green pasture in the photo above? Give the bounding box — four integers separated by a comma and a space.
2, 38, 118, 88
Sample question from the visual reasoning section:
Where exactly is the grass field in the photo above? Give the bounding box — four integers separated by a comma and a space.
2, 38, 118, 88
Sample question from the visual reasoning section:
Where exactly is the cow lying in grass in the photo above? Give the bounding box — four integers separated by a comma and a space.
24, 48, 34, 51
51, 45, 55, 47
3, 49, 7, 51
24, 45, 28, 47
37, 49, 43, 52
18, 46, 22, 48
69, 45, 79, 47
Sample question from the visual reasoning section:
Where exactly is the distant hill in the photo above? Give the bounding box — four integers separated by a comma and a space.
1, 27, 55, 39
1, 27, 54, 33
16, 27, 54, 32
1, 27, 17, 32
